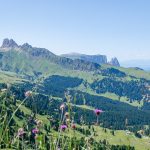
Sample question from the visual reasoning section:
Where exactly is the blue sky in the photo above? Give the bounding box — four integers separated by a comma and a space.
0, 0, 150, 61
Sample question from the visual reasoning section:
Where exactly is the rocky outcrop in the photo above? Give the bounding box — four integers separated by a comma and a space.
109, 57, 120, 67
80, 54, 107, 64
0, 38, 120, 74
1, 38, 18, 48
21, 43, 32, 50
0, 38, 101, 73
61, 53, 107, 64
61, 53, 121, 67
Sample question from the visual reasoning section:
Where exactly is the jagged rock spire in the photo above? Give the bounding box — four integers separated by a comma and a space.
21, 43, 32, 49
109, 57, 120, 67
1, 38, 18, 48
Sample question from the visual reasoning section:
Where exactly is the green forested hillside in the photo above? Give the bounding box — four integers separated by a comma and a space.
0, 39, 150, 149
0, 40, 150, 116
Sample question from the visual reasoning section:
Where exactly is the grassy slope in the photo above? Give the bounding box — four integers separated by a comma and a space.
16, 102, 150, 150
0, 71, 26, 83
1, 50, 150, 84
119, 67, 150, 80
102, 64, 150, 80
99, 92, 143, 107
16, 101, 49, 125
93, 126, 150, 150
1, 50, 104, 84
0, 64, 147, 108
1, 50, 150, 149
74, 83, 143, 107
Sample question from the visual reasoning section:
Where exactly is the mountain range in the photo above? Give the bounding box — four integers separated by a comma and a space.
0, 38, 150, 108
0, 38, 150, 115
0, 38, 150, 149
121, 59, 150, 71
61, 53, 120, 66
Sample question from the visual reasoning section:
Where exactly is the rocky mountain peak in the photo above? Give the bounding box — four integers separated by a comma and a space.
21, 43, 32, 49
61, 53, 121, 67
61, 53, 107, 65
109, 57, 120, 67
1, 38, 18, 48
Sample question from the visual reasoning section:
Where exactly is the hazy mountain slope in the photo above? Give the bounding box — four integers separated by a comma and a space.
61, 53, 107, 64
0, 39, 150, 108
0, 39, 102, 77
61, 53, 120, 66
0, 38, 149, 81
121, 59, 150, 71
0, 70, 26, 83
102, 64, 150, 80
0, 39, 150, 148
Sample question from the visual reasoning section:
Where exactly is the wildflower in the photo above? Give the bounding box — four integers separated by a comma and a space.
25, 91, 32, 97
17, 128, 25, 137
65, 112, 69, 118
94, 109, 103, 116
66, 118, 70, 124
71, 124, 76, 129
60, 125, 67, 131
60, 103, 65, 111
32, 128, 39, 134
36, 120, 43, 127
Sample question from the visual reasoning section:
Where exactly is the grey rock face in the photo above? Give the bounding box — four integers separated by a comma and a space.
109, 57, 120, 67
61, 53, 107, 65
21, 43, 32, 49
1, 38, 18, 48
80, 55, 107, 64
62, 53, 121, 67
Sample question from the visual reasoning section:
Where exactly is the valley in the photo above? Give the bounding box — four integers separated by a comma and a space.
0, 39, 150, 149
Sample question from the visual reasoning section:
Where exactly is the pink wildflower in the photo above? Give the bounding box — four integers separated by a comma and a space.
94, 109, 103, 116
71, 124, 76, 129
32, 128, 39, 134
17, 128, 25, 137
25, 91, 32, 97
60, 125, 67, 131
60, 103, 65, 110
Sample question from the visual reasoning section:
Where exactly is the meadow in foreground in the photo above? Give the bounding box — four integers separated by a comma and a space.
0, 84, 137, 150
